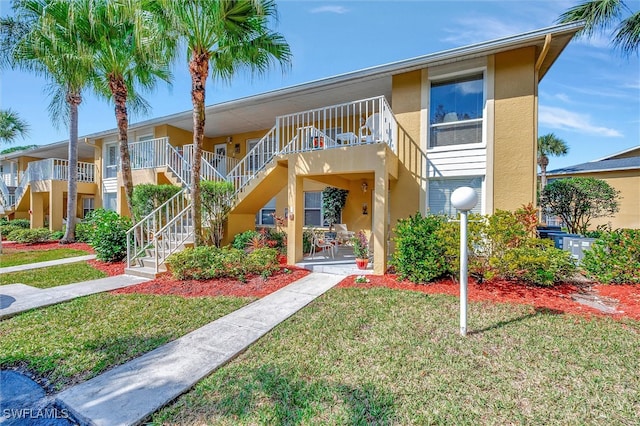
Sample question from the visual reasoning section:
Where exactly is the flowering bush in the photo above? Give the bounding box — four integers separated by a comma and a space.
354, 275, 370, 283
351, 230, 369, 259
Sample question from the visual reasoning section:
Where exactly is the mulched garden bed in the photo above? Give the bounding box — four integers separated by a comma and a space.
112, 266, 310, 298
338, 274, 640, 321
1, 241, 94, 253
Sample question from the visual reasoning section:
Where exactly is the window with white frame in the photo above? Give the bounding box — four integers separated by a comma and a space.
429, 73, 484, 148
82, 197, 95, 218
256, 197, 276, 225
428, 176, 483, 216
104, 144, 118, 178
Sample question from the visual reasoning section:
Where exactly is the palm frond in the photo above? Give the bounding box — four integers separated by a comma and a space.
557, 0, 624, 36
613, 11, 640, 55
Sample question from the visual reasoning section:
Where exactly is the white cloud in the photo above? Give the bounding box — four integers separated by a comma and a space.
310, 5, 349, 14
441, 16, 530, 45
539, 106, 623, 137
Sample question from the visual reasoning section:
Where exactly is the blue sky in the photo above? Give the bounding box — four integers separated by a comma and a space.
1, 0, 638, 170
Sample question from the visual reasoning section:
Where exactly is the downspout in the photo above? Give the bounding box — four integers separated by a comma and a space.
534, 34, 552, 219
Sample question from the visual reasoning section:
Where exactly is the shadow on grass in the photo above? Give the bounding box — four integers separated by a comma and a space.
184, 364, 396, 424
468, 307, 564, 335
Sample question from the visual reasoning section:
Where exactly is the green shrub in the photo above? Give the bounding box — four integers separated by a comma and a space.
391, 213, 450, 283
131, 184, 181, 221
8, 219, 30, 229
6, 228, 51, 244
582, 229, 640, 284
166, 246, 280, 281
1, 224, 21, 237
492, 239, 576, 286
232, 230, 261, 251
89, 210, 131, 262
75, 221, 94, 243
50, 230, 64, 240
246, 247, 280, 278
264, 228, 287, 253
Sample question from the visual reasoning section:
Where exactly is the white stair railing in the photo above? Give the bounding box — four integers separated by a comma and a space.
126, 188, 191, 270
183, 145, 227, 182
165, 144, 191, 186
152, 203, 193, 273
227, 126, 278, 195
0, 179, 11, 208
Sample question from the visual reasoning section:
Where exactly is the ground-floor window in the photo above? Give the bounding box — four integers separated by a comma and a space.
82, 197, 95, 218
103, 192, 117, 212
427, 176, 483, 216
256, 197, 276, 225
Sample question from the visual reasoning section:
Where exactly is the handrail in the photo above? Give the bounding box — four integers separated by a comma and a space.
126, 188, 191, 269
165, 143, 191, 186
0, 179, 10, 207
152, 203, 193, 273
183, 145, 228, 182
227, 126, 278, 196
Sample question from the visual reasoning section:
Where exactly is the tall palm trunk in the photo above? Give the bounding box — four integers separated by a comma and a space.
539, 155, 549, 191
110, 77, 135, 221
189, 51, 209, 246
61, 91, 81, 243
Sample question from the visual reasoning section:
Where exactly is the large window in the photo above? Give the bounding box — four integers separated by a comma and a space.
428, 176, 483, 216
304, 192, 322, 226
429, 73, 484, 148
82, 197, 95, 218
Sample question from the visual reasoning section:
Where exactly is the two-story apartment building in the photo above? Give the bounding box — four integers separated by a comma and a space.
0, 22, 582, 274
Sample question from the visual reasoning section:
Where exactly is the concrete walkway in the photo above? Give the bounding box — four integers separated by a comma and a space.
56, 272, 345, 426
0, 254, 97, 274
0, 274, 150, 319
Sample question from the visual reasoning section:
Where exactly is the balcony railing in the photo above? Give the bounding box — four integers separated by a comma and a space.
130, 137, 169, 170
7, 159, 96, 208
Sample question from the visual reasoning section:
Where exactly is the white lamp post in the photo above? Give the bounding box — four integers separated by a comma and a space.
450, 187, 478, 336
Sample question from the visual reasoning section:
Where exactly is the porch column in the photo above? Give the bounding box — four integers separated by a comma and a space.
30, 191, 44, 229
372, 163, 389, 275
49, 181, 64, 231
287, 157, 304, 265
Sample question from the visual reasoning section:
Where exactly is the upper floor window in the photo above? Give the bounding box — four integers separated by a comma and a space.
429, 73, 484, 149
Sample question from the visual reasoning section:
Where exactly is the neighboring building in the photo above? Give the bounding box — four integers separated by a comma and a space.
0, 22, 583, 274
546, 146, 640, 230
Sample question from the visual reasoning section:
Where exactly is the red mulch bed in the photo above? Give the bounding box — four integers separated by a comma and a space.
1, 241, 94, 253
112, 266, 310, 298
338, 274, 640, 321
88, 259, 126, 276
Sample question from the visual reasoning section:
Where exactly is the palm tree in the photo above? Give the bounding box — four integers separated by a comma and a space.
538, 133, 569, 191
159, 0, 291, 245
2, 0, 95, 243
83, 0, 174, 220
558, 0, 640, 56
0, 109, 30, 144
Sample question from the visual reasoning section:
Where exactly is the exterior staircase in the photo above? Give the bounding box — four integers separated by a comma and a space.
124, 95, 397, 278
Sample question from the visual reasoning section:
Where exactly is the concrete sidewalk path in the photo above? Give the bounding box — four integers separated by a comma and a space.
57, 272, 345, 426
0, 254, 97, 274
0, 274, 150, 319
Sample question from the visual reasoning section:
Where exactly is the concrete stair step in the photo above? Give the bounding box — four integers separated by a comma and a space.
124, 265, 164, 279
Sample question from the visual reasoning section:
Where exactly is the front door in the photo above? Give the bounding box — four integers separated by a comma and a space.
214, 143, 227, 175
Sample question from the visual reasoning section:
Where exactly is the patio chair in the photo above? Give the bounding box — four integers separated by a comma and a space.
359, 113, 381, 143
334, 224, 355, 245
310, 232, 335, 259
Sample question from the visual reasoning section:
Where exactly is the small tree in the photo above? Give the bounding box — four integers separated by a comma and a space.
322, 187, 348, 231
201, 180, 236, 247
539, 177, 620, 234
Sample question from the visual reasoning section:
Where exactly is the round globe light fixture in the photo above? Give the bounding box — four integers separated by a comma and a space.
451, 186, 478, 212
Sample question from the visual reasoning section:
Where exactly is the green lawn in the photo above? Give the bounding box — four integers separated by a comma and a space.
0, 262, 107, 288
153, 287, 640, 425
0, 248, 90, 268
0, 293, 251, 390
